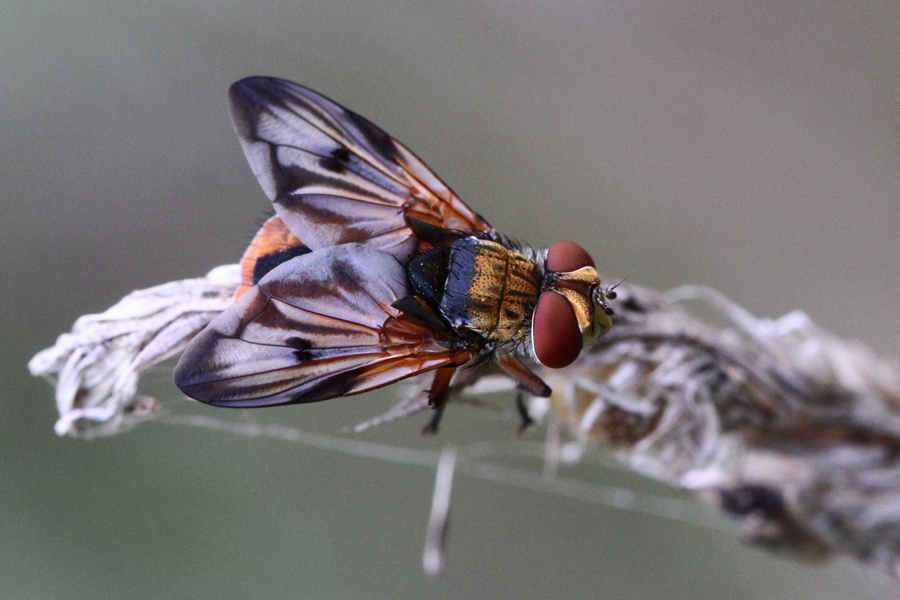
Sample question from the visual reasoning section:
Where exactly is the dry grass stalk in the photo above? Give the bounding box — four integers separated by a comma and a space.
29, 268, 900, 575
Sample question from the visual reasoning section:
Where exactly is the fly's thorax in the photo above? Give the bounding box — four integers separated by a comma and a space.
407, 237, 541, 345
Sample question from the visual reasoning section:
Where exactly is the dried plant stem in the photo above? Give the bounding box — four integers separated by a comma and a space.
541, 282, 900, 574
29, 267, 900, 576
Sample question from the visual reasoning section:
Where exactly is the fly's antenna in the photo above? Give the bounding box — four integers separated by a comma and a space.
604, 277, 627, 300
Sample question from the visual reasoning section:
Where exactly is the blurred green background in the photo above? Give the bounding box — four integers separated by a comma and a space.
6, 1, 900, 598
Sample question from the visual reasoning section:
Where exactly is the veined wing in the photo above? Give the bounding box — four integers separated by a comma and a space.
229, 76, 495, 260
174, 244, 475, 407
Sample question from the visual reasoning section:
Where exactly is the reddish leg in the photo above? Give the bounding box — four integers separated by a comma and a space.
496, 353, 551, 397
421, 367, 457, 435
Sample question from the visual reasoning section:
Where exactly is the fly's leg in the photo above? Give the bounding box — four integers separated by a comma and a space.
496, 353, 551, 397
496, 353, 549, 433
514, 392, 534, 434
421, 367, 456, 435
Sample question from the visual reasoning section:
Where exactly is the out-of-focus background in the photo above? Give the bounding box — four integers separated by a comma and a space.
6, 1, 900, 598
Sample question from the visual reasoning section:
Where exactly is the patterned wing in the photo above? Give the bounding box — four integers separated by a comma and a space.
229, 76, 495, 260
174, 244, 475, 407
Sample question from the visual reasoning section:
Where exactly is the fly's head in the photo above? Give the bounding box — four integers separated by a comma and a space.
531, 240, 615, 369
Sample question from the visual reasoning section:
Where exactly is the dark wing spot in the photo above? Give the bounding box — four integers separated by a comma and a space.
319, 146, 352, 173
286, 337, 314, 363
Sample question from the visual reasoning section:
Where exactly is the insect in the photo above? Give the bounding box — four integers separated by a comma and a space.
174, 76, 616, 431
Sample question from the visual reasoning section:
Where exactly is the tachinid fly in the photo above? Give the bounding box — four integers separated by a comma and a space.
174, 77, 616, 431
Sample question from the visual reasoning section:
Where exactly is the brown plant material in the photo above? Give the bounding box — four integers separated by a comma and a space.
29, 269, 900, 574
541, 282, 900, 572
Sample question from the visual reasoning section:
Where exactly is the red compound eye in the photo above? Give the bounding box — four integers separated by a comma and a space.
547, 240, 594, 272
532, 291, 582, 369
